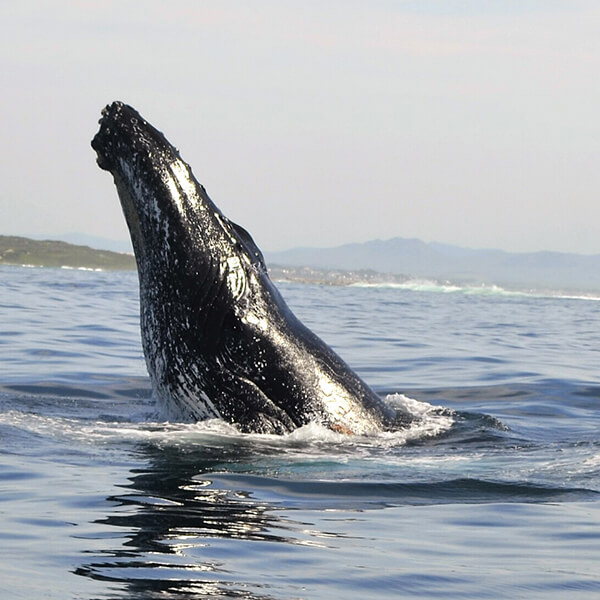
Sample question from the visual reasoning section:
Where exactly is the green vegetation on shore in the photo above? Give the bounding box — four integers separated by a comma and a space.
0, 235, 136, 270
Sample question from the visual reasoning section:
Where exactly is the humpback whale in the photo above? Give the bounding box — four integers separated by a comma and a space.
92, 101, 398, 434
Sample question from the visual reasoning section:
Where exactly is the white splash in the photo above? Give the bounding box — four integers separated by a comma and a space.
0, 392, 454, 452
384, 393, 455, 442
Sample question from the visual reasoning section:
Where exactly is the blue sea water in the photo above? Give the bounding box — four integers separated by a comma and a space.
1, 264, 600, 599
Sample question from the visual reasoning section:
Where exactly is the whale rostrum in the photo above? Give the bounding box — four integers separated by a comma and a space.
92, 101, 400, 434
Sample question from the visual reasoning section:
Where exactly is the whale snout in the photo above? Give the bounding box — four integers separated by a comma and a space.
91, 101, 165, 172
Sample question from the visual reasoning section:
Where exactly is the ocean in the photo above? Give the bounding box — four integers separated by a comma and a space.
1, 264, 600, 599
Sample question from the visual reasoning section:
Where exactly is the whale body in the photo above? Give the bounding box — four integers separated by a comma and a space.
92, 102, 399, 434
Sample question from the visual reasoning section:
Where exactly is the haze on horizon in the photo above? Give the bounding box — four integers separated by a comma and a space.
1, 1, 599, 255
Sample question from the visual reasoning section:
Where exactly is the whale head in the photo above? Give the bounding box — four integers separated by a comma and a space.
92, 102, 395, 434
92, 102, 263, 283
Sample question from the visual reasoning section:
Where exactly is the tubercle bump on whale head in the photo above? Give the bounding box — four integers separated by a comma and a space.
91, 101, 171, 172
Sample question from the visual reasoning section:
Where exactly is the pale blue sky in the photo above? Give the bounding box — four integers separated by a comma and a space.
1, 1, 599, 253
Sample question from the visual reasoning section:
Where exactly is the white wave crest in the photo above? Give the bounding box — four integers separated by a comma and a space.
351, 278, 600, 301
384, 393, 455, 443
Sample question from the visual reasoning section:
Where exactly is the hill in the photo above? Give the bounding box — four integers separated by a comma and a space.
27, 232, 132, 253
0, 236, 136, 270
267, 238, 600, 292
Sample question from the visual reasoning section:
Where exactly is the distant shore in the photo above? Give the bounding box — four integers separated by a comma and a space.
3, 235, 599, 296
0, 235, 136, 271
0, 235, 409, 284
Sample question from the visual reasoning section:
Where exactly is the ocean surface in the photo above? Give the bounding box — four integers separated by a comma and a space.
1, 264, 600, 599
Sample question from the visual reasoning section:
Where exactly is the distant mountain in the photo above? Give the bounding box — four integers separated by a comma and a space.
5, 233, 599, 292
266, 238, 600, 292
0, 235, 135, 270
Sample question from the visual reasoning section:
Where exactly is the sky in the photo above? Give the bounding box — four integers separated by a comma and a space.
1, 0, 599, 254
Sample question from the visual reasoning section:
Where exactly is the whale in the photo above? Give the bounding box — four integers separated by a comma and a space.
91, 101, 400, 434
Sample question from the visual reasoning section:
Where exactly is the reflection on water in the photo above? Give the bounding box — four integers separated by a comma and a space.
76, 444, 332, 599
